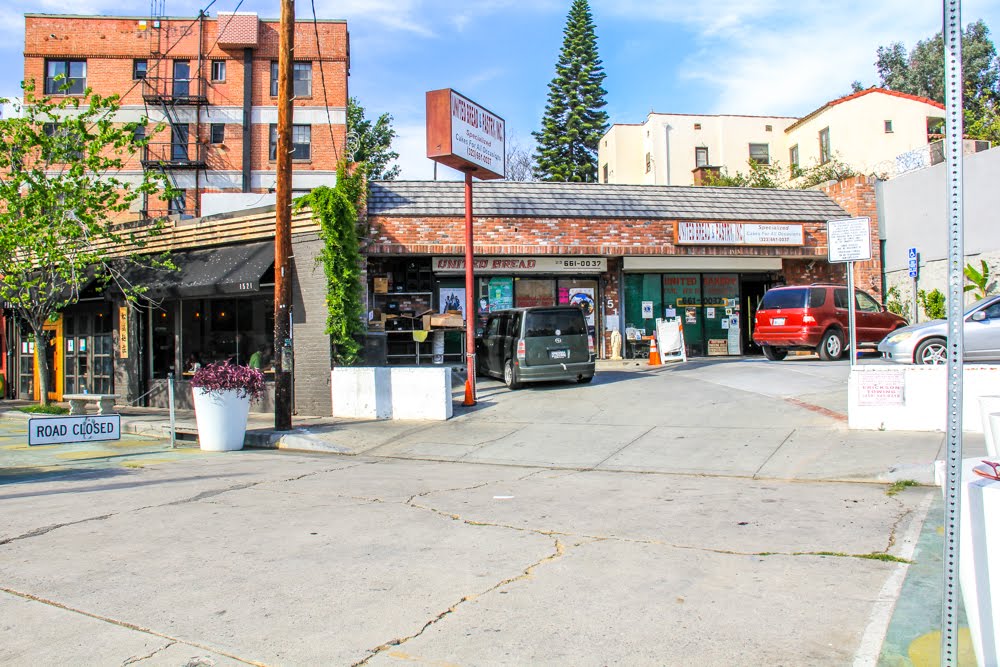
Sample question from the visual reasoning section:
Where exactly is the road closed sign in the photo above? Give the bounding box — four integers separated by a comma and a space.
28, 415, 121, 446
827, 217, 872, 263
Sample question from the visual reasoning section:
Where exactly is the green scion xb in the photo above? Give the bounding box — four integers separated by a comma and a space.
476, 306, 596, 389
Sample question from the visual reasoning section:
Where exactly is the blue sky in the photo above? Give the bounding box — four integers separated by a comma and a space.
4, 0, 1000, 179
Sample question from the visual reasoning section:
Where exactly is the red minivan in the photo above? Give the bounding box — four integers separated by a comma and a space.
752, 284, 907, 361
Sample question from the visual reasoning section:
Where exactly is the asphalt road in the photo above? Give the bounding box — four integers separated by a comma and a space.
0, 357, 970, 666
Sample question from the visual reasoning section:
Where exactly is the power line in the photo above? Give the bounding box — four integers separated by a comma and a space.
310, 0, 340, 163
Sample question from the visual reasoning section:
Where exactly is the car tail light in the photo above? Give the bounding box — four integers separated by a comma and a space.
517, 339, 526, 360
588, 335, 594, 354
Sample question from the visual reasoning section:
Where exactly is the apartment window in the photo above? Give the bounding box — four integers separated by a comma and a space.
695, 146, 709, 167
210, 123, 225, 144
693, 123, 702, 130
45, 59, 86, 95
884, 120, 893, 133
211, 61, 226, 82
819, 127, 831, 164
133, 59, 148, 80
171, 125, 189, 161
789, 144, 799, 175
269, 124, 311, 160
749, 143, 770, 165
292, 62, 312, 97
42, 123, 83, 161
602, 163, 608, 183
644, 152, 652, 173
271, 61, 312, 97
168, 190, 186, 216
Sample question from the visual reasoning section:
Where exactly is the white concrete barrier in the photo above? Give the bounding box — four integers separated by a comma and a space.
958, 459, 1000, 666
331, 367, 452, 421
848, 365, 1000, 431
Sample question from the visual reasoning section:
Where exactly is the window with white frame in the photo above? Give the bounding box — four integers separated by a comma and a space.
819, 127, 831, 164
45, 60, 86, 94
695, 146, 709, 167
749, 143, 770, 165
269, 124, 311, 160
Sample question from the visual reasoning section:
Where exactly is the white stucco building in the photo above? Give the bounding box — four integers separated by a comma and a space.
599, 88, 950, 186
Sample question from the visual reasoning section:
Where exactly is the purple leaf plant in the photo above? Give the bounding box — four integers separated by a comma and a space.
190, 362, 265, 402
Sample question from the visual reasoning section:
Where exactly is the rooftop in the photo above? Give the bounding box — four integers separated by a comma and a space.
368, 181, 848, 222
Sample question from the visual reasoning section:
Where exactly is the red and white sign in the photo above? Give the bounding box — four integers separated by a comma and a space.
432, 256, 606, 274
675, 222, 804, 246
857, 370, 906, 406
426, 89, 505, 180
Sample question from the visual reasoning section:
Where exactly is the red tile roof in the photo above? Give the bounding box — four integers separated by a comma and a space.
785, 88, 945, 132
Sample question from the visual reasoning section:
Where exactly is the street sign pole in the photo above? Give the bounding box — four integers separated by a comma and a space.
909, 248, 920, 324
847, 262, 857, 366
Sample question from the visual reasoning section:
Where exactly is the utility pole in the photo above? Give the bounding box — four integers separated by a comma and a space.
273, 0, 294, 430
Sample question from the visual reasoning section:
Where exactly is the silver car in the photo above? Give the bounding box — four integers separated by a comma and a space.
878, 295, 1000, 364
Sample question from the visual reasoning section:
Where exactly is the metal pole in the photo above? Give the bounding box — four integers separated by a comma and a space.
941, 0, 965, 662
847, 261, 857, 366
273, 0, 294, 431
167, 372, 176, 449
912, 275, 920, 324
463, 171, 476, 406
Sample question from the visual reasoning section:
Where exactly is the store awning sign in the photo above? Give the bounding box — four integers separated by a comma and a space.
432, 256, 606, 274
675, 222, 804, 246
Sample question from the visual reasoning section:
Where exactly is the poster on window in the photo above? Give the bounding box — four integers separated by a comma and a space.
489, 277, 514, 311
567, 287, 596, 327
685, 307, 697, 324
439, 288, 466, 319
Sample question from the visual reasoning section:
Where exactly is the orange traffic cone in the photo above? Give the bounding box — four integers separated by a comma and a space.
463, 378, 476, 406
648, 337, 662, 366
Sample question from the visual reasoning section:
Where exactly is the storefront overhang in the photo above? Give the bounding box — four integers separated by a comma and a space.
622, 257, 782, 272
124, 241, 275, 298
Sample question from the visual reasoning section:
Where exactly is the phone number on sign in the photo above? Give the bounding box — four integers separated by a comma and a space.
558, 259, 603, 268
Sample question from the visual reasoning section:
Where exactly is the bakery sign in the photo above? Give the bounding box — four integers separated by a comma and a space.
675, 222, 804, 246
433, 256, 607, 274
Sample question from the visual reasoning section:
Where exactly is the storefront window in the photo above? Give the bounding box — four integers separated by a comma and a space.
514, 279, 556, 308
558, 279, 598, 339
663, 274, 703, 356
151, 304, 176, 379
62, 305, 113, 394
702, 274, 739, 356
624, 274, 663, 337
180, 295, 274, 375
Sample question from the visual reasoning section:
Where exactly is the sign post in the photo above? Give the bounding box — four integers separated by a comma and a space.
826, 216, 872, 366
908, 247, 920, 323
426, 89, 505, 406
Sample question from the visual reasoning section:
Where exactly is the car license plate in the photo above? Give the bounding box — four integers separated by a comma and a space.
549, 349, 568, 360
771, 317, 785, 325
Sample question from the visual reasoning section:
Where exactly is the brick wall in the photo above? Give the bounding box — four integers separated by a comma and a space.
601, 258, 622, 357
291, 232, 332, 416
821, 176, 884, 296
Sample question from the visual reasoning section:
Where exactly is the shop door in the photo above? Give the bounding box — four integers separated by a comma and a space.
740, 275, 772, 355
35, 319, 63, 402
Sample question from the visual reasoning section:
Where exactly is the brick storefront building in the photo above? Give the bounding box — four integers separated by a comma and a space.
366, 180, 882, 360
24, 12, 348, 218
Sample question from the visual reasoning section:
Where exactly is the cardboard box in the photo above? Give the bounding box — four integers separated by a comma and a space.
429, 313, 464, 328
374, 277, 389, 294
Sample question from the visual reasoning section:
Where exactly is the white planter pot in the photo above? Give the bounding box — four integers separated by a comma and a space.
980, 395, 1000, 458
192, 387, 251, 451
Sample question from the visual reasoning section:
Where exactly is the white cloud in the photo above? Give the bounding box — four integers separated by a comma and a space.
599, 0, 998, 116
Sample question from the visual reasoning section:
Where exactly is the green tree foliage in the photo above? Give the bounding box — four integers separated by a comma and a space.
532, 0, 609, 182
347, 97, 400, 181
964, 259, 995, 299
873, 20, 1000, 141
0, 84, 174, 405
703, 156, 858, 190
296, 162, 366, 365
918, 289, 947, 319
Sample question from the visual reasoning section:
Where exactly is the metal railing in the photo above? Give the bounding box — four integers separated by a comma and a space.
141, 76, 209, 104
140, 141, 207, 169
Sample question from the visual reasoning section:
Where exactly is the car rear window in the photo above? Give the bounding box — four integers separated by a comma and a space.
759, 288, 808, 310
524, 310, 586, 337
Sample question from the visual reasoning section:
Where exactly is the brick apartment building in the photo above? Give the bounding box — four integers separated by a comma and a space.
23, 11, 349, 218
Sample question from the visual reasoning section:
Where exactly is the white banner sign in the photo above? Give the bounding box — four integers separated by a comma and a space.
450, 91, 505, 177
675, 222, 804, 246
827, 217, 872, 263
29, 415, 122, 446
432, 256, 606, 274
857, 370, 905, 406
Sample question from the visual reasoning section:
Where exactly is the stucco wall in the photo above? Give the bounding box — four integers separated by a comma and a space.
880, 146, 1000, 316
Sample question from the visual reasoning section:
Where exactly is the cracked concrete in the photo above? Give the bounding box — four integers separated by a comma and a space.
0, 359, 967, 664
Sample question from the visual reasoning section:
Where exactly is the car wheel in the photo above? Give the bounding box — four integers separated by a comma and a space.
577, 375, 594, 384
817, 329, 844, 361
914, 337, 948, 365
503, 359, 522, 390
762, 345, 788, 361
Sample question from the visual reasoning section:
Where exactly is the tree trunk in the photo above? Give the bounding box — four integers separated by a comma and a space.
33, 323, 50, 407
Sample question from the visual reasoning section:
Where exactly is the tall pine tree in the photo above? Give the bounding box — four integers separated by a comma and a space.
532, 0, 609, 182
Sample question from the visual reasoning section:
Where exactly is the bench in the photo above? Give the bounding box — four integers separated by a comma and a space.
63, 394, 120, 416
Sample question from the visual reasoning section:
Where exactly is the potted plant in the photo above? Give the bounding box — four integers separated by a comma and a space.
190, 361, 265, 451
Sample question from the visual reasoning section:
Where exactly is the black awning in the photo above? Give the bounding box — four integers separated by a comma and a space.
125, 241, 275, 299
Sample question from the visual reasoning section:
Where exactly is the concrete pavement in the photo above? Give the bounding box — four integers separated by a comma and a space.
0, 357, 985, 665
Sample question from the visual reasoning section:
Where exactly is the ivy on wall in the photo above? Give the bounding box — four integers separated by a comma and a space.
296, 161, 367, 364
